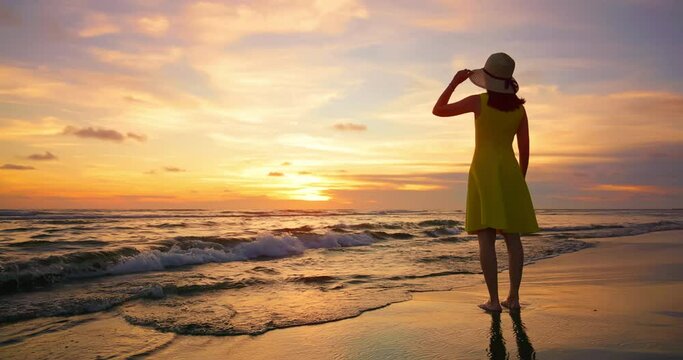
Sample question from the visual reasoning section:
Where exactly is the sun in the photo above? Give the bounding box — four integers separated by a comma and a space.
289, 187, 331, 201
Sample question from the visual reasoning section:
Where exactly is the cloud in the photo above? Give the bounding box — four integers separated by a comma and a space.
0, 65, 72, 99
126, 132, 147, 142
27, 151, 57, 161
0, 5, 20, 26
88, 47, 182, 70
62, 126, 147, 143
333, 122, 367, 131
588, 184, 670, 195
335, 171, 463, 191
523, 88, 683, 156
0, 117, 65, 140
524, 140, 683, 208
118, 194, 176, 200
0, 64, 200, 115
164, 167, 186, 172
184, 0, 368, 45
277, 133, 356, 153
78, 12, 120, 38
0, 1, 680, 210
281, 161, 291, 166
136, 15, 170, 36
268, 171, 284, 177
188, 48, 357, 129
387, 0, 578, 34
62, 125, 125, 142
1, 163, 35, 170
123, 95, 147, 104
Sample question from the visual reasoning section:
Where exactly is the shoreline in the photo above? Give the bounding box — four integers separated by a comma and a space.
1, 230, 682, 359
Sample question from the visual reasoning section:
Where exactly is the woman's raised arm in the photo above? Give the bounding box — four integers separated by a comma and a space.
432, 69, 479, 117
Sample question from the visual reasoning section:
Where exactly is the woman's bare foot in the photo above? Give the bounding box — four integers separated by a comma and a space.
501, 298, 521, 310
478, 300, 502, 312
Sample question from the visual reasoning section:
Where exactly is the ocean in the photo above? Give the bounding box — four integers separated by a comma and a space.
0, 209, 681, 336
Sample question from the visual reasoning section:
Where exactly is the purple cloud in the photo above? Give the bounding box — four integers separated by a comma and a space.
27, 151, 57, 161
62, 126, 147, 143
63, 125, 124, 142
126, 132, 147, 142
1, 163, 35, 170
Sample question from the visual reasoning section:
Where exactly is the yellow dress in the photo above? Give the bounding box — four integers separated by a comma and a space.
465, 93, 540, 234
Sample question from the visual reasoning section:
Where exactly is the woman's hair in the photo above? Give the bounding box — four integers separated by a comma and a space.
487, 90, 526, 112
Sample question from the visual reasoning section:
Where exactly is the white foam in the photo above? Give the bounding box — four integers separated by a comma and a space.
231, 234, 305, 260
442, 227, 461, 235
108, 246, 237, 275
107, 231, 377, 276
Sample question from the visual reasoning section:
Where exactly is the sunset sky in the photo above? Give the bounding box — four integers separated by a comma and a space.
0, 0, 681, 209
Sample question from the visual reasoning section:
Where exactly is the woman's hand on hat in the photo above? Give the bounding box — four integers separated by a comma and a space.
451, 69, 472, 86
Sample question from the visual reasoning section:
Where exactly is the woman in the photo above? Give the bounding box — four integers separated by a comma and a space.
432, 52, 540, 312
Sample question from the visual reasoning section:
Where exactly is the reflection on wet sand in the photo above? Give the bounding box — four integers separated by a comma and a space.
487, 311, 536, 360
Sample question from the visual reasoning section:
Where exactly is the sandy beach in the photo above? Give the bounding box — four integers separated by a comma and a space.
1, 229, 681, 359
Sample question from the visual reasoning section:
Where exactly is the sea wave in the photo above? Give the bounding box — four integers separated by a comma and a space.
542, 220, 683, 238
0, 232, 378, 293
541, 224, 626, 232
7, 239, 109, 248
0, 247, 141, 293
2, 210, 682, 335
0, 277, 269, 323
2, 219, 680, 294
328, 219, 462, 231
0, 209, 436, 221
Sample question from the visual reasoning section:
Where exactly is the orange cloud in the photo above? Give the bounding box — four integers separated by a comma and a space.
0, 117, 65, 139
164, 167, 186, 173
88, 47, 182, 70
334, 172, 463, 191
333, 122, 367, 131
277, 133, 357, 153
589, 184, 670, 195
0, 64, 199, 112
136, 15, 170, 36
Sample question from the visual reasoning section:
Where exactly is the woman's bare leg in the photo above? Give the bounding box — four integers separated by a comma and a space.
502, 232, 523, 309
477, 228, 502, 312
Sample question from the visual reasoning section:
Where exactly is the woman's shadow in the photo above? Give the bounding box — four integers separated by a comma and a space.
487, 311, 536, 360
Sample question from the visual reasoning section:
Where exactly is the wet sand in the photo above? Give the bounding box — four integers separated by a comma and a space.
2, 230, 682, 359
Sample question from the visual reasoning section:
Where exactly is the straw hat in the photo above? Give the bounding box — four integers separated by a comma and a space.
469, 52, 519, 94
